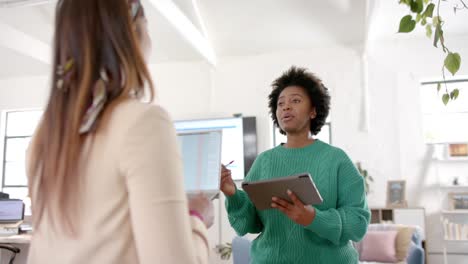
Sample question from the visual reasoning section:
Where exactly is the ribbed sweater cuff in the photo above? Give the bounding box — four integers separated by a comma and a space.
225, 189, 247, 211
306, 207, 330, 232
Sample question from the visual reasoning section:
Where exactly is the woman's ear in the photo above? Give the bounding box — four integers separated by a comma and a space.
310, 108, 317, 119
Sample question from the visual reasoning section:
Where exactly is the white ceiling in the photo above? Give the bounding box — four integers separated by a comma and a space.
143, 0, 206, 62
0, 2, 54, 78
0, 0, 467, 78
197, 0, 367, 57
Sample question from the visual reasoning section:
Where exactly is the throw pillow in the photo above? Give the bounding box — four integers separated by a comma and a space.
360, 230, 398, 263
395, 226, 415, 261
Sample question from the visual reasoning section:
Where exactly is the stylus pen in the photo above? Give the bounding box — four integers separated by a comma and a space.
225, 160, 234, 167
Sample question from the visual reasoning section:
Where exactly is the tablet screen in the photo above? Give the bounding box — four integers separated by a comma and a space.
177, 130, 222, 192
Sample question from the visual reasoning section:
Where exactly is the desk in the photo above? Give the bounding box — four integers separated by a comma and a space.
0, 234, 31, 244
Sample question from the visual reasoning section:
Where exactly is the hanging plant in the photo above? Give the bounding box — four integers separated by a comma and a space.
397, 0, 466, 105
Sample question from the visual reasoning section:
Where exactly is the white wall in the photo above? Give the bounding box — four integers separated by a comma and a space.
0, 76, 49, 110
153, 47, 366, 155
148, 62, 213, 119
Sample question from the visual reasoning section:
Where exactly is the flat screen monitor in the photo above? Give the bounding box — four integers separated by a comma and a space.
0, 199, 24, 223
174, 117, 257, 180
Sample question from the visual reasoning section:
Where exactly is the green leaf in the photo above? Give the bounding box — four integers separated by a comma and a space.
433, 24, 442, 47
416, 13, 422, 23
442, 93, 450, 105
426, 24, 432, 38
411, 0, 424, 13
444, 52, 461, 76
399, 0, 412, 6
433, 16, 441, 26
421, 18, 427, 25
398, 15, 416, 33
437, 83, 441, 93
423, 3, 435, 18
452, 89, 460, 100
423, 0, 429, 4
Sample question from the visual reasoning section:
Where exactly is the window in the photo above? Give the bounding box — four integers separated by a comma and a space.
1, 110, 42, 200
420, 80, 468, 143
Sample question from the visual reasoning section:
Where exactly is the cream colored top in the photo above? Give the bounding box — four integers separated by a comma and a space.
27, 100, 209, 264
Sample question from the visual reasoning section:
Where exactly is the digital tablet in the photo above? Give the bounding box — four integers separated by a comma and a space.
241, 173, 323, 210
176, 130, 222, 200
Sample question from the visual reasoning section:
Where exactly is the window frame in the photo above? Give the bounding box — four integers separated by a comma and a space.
1, 109, 42, 196
420, 78, 468, 144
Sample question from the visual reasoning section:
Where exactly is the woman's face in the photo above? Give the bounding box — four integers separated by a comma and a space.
276, 86, 316, 135
135, 16, 152, 61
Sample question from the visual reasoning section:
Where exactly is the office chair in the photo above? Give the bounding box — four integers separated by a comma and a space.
0, 244, 20, 264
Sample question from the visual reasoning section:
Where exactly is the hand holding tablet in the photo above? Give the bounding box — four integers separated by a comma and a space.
242, 173, 323, 210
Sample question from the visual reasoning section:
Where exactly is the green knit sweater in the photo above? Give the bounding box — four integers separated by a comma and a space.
226, 140, 370, 264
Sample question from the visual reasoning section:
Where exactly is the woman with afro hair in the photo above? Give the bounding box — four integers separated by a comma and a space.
220, 66, 370, 263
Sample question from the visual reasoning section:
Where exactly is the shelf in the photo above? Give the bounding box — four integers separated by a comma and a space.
433, 158, 468, 162
440, 185, 468, 189
442, 210, 468, 214
444, 239, 468, 242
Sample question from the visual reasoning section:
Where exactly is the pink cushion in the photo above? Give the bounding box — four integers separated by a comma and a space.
359, 230, 398, 263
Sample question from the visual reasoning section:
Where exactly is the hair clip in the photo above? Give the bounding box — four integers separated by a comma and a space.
79, 69, 109, 134
56, 59, 74, 91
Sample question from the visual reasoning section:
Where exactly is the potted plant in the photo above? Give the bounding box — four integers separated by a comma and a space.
356, 162, 373, 195
215, 242, 232, 260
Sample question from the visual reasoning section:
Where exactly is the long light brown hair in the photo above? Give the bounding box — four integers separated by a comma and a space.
27, 0, 153, 235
